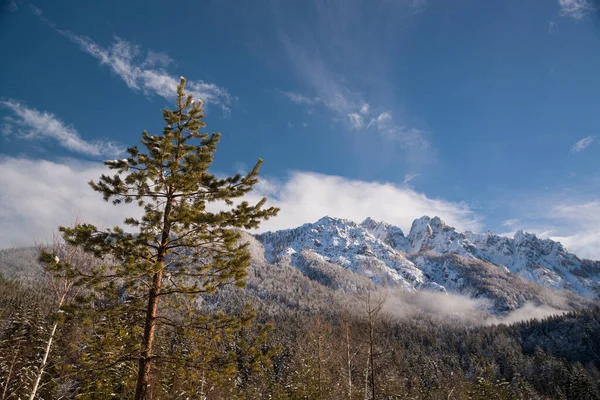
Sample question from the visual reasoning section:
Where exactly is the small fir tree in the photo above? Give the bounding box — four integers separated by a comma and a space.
44, 78, 278, 400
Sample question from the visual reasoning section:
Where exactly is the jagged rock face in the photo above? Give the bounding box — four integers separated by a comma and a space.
256, 215, 600, 309
257, 216, 422, 290
465, 230, 600, 296
405, 216, 476, 255
360, 217, 406, 249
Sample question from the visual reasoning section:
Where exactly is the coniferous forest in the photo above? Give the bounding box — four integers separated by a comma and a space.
1, 82, 600, 400
2, 269, 600, 399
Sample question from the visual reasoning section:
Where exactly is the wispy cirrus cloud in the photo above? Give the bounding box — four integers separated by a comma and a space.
570, 136, 594, 153
558, 0, 594, 19
278, 90, 321, 106
278, 44, 428, 148
502, 218, 520, 227
403, 173, 421, 184
347, 112, 364, 129
272, 1, 431, 162
6, 0, 17, 12
31, 6, 231, 112
407, 0, 428, 14
366, 111, 428, 146
1, 100, 122, 157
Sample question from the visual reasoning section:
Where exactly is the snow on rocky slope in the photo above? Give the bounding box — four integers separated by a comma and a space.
256, 215, 600, 310
403, 216, 600, 297
257, 216, 425, 290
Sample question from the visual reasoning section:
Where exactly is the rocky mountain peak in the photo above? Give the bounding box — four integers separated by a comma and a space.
314, 215, 355, 227
405, 216, 467, 254
514, 229, 533, 244
360, 217, 406, 249
256, 214, 600, 301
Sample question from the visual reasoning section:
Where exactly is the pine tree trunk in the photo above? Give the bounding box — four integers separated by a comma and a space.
135, 192, 174, 400
134, 268, 164, 400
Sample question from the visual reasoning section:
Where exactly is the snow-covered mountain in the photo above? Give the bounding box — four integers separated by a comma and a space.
256, 215, 600, 311
404, 216, 600, 297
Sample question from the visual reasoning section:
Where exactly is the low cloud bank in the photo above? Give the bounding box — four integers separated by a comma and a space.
382, 289, 566, 326
0, 157, 481, 249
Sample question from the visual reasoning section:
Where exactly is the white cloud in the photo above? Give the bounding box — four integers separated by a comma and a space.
68, 34, 230, 111
545, 201, 600, 259
551, 231, 600, 259
497, 231, 516, 239
0, 158, 482, 248
368, 112, 392, 127
32, 8, 230, 112
29, 4, 42, 15
0, 157, 140, 249
498, 228, 555, 240
279, 38, 429, 148
502, 218, 520, 227
558, 0, 594, 19
280, 80, 429, 147
552, 201, 600, 224
278, 90, 321, 105
403, 172, 421, 184
509, 200, 600, 260
252, 171, 482, 234
142, 50, 174, 69
570, 136, 594, 153
492, 303, 565, 325
367, 112, 428, 147
8, 158, 600, 260
347, 112, 364, 129
407, 0, 428, 14
471, 192, 600, 260
1, 100, 122, 157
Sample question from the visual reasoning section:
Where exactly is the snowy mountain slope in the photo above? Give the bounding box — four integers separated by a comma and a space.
411, 253, 592, 312
399, 216, 600, 297
242, 233, 594, 316
258, 216, 424, 290
1, 229, 595, 316
465, 230, 600, 296
255, 215, 600, 309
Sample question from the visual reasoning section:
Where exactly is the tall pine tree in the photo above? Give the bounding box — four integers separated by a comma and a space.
45, 78, 278, 399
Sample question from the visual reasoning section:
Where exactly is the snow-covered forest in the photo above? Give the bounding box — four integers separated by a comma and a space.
2, 243, 600, 399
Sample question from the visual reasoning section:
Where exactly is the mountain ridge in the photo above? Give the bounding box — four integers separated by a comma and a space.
255, 215, 600, 310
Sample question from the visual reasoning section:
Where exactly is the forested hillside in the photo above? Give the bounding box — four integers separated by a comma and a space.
2, 269, 600, 399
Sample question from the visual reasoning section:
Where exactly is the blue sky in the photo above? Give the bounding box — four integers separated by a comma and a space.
1, 0, 600, 257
